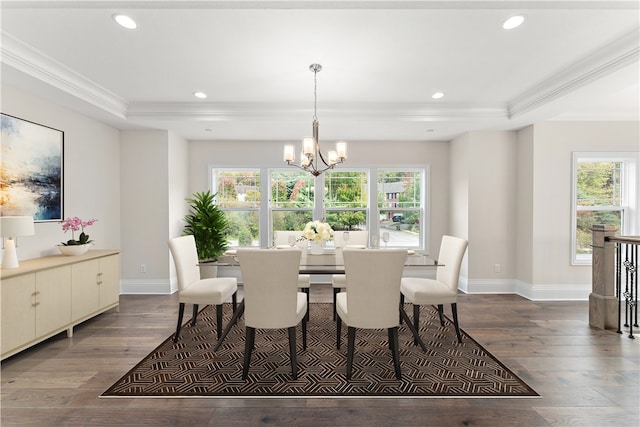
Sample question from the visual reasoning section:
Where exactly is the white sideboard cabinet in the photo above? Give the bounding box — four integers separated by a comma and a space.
1, 250, 119, 360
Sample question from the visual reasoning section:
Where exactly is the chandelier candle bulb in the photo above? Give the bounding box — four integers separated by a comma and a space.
336, 141, 347, 159
284, 145, 295, 162
303, 137, 314, 156
328, 150, 338, 165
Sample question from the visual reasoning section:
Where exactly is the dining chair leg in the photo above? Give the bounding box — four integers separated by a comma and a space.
346, 326, 356, 380
389, 326, 401, 380
333, 288, 339, 321
399, 294, 405, 324
232, 292, 237, 312
174, 302, 185, 343
216, 304, 223, 339
336, 317, 342, 349
302, 317, 308, 350
413, 304, 421, 346
303, 288, 310, 321
437, 304, 445, 326
288, 326, 298, 380
242, 326, 255, 380
451, 303, 463, 343
191, 304, 199, 326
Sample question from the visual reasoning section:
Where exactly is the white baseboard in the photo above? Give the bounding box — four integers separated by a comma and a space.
460, 276, 590, 301
119, 275, 591, 301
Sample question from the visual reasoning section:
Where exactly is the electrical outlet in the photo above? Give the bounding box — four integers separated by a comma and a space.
140, 264, 147, 273
494, 264, 501, 273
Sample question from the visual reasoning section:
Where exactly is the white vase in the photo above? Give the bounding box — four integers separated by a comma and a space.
309, 241, 325, 255
57, 244, 91, 256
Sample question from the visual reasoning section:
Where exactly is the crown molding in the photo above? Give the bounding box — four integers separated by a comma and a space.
508, 28, 640, 118
1, 31, 128, 119
127, 102, 508, 122
3, 1, 638, 10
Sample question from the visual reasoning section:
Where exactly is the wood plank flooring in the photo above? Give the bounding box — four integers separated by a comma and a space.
1, 286, 638, 426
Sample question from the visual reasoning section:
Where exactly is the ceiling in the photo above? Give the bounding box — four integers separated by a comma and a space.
1, 1, 639, 143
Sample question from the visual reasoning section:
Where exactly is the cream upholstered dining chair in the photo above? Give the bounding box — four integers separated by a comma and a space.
274, 230, 311, 320
237, 248, 307, 380
331, 230, 368, 320
168, 235, 238, 343
336, 248, 407, 380
400, 235, 468, 344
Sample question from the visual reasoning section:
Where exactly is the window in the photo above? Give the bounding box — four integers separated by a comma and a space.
324, 170, 368, 233
214, 169, 261, 247
212, 166, 429, 250
270, 170, 314, 242
572, 153, 638, 264
378, 170, 423, 248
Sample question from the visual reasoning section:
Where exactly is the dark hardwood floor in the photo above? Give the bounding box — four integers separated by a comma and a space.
1, 286, 638, 426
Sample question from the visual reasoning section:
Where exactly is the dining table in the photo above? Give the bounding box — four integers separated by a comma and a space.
212, 247, 440, 352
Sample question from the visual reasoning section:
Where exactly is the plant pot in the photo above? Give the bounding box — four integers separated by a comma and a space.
57, 244, 91, 256
199, 263, 219, 278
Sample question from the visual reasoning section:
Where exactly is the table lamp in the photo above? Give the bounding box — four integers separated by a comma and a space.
1, 216, 35, 269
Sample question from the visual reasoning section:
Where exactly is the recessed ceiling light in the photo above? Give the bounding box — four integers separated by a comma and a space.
503, 15, 525, 30
432, 92, 445, 99
193, 91, 207, 99
113, 14, 138, 30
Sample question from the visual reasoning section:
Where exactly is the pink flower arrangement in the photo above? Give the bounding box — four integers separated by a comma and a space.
61, 216, 97, 246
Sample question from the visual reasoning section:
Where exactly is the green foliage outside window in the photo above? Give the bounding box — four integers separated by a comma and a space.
575, 161, 623, 255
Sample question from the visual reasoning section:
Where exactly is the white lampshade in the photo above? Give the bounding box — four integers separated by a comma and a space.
1, 216, 35, 237
1, 216, 35, 269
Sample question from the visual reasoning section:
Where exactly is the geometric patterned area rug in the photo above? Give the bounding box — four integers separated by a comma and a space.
102, 303, 538, 398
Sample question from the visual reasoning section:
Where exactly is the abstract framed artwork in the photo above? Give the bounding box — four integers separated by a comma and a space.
1, 113, 64, 222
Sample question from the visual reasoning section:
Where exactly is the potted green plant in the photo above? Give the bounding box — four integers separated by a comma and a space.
183, 191, 229, 277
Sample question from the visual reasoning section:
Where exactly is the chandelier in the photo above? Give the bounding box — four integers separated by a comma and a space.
284, 64, 347, 176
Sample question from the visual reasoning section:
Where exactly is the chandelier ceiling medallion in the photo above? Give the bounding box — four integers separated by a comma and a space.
284, 64, 347, 176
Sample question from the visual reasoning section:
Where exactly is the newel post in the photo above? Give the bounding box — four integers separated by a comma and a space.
590, 224, 618, 330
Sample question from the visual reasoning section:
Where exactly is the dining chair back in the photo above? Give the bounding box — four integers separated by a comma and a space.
336, 248, 407, 379
168, 235, 238, 343
273, 230, 307, 249
331, 230, 369, 320
272, 230, 311, 320
333, 230, 369, 248
237, 248, 307, 380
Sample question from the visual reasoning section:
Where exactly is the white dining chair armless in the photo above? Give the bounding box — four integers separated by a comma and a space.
168, 235, 238, 343
400, 235, 468, 344
336, 248, 407, 380
238, 248, 307, 380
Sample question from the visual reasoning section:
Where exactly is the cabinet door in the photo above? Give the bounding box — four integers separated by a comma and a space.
71, 259, 100, 320
35, 266, 72, 337
1, 274, 36, 355
98, 255, 120, 308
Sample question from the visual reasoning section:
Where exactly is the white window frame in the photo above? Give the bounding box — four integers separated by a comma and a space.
211, 165, 430, 252
571, 152, 639, 265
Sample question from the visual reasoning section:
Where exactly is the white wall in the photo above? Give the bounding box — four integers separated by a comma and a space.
516, 126, 535, 286
189, 139, 450, 256
526, 121, 640, 299
119, 130, 170, 293
167, 132, 189, 289
468, 131, 518, 284
1, 85, 120, 261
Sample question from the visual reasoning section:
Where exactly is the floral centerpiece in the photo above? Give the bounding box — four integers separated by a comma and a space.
58, 217, 97, 255
300, 220, 333, 254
